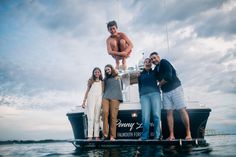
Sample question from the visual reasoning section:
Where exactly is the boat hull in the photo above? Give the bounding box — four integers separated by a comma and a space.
67, 108, 211, 140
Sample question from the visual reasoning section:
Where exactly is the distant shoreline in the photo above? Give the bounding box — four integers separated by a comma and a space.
205, 133, 236, 136
0, 139, 68, 145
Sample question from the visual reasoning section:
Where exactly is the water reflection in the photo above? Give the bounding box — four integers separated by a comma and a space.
163, 145, 212, 156
103, 148, 120, 157
73, 144, 212, 157
135, 146, 164, 157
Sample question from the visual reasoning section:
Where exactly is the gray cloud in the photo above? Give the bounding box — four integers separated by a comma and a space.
0, 0, 235, 105
132, 0, 235, 40
164, 0, 225, 23
4, 0, 122, 39
133, 1, 226, 27
158, 32, 236, 94
218, 48, 236, 63
207, 71, 236, 93
194, 5, 236, 38
0, 0, 102, 38
0, 0, 112, 109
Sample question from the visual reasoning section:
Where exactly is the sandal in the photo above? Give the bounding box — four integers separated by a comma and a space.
110, 137, 116, 141
185, 136, 192, 141
167, 136, 175, 141
101, 135, 108, 140
87, 137, 93, 140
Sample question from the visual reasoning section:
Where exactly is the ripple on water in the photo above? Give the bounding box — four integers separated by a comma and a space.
0, 135, 236, 157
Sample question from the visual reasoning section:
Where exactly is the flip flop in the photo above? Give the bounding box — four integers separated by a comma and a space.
167, 137, 175, 141
185, 136, 192, 141
101, 135, 108, 140
110, 137, 116, 141
87, 137, 93, 140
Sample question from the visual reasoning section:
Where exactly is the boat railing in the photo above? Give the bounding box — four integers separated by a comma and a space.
120, 70, 140, 103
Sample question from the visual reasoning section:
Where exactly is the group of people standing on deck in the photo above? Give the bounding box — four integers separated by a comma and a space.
81, 20, 192, 141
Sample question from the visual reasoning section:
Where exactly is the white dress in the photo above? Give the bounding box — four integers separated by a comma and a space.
86, 81, 103, 137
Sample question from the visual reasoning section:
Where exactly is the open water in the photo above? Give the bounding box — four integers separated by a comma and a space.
0, 135, 235, 157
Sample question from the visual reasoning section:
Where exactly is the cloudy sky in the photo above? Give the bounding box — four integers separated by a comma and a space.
0, 0, 235, 140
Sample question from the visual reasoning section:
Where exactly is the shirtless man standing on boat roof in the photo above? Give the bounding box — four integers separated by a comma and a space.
106, 20, 133, 70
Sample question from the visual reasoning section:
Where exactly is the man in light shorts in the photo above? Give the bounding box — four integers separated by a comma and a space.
150, 52, 192, 140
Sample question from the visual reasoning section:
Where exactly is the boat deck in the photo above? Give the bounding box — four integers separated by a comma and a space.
71, 138, 206, 148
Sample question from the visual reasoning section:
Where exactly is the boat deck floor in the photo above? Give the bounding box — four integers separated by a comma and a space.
71, 138, 206, 148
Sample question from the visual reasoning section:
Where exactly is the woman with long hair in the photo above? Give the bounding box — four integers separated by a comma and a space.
102, 64, 123, 141
82, 67, 104, 140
